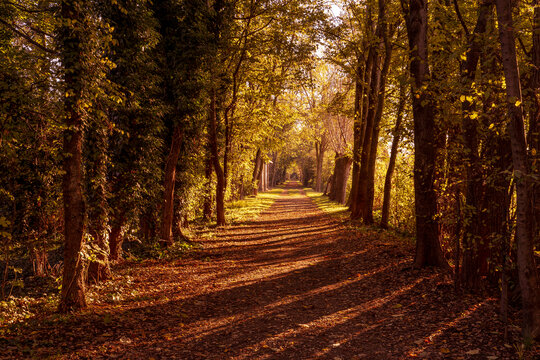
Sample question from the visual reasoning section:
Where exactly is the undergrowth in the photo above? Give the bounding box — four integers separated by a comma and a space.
304, 188, 349, 217
225, 187, 283, 224
304, 188, 414, 246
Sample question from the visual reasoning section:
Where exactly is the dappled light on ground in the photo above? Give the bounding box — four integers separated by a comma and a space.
0, 183, 527, 359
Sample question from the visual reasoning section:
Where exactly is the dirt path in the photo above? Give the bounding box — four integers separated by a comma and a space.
2, 183, 525, 359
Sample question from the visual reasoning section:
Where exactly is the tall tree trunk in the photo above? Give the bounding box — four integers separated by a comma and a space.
252, 148, 262, 195
402, 0, 448, 268
528, 0, 540, 247
365, 15, 394, 224
350, 53, 374, 211
495, 0, 540, 339
59, 0, 87, 312
270, 152, 278, 187
160, 125, 182, 245
86, 122, 111, 283
203, 145, 213, 221
352, 44, 382, 221
209, 91, 226, 226
258, 161, 267, 192
86, 183, 111, 282
459, 0, 494, 290
315, 141, 324, 192
381, 84, 406, 228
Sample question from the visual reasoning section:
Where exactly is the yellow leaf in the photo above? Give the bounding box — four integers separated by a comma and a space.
460, 95, 466, 102
515, 100, 521, 107
470, 113, 478, 119
460, 53, 467, 61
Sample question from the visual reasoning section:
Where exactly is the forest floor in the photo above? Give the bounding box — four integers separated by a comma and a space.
1, 182, 539, 359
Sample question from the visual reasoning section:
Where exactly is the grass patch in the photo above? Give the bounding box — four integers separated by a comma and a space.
226, 187, 283, 224
286, 188, 304, 198
304, 188, 349, 217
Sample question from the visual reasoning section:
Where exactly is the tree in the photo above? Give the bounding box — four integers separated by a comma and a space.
401, 0, 448, 268
495, 0, 540, 339
153, 0, 211, 242
381, 83, 406, 228
58, 0, 87, 311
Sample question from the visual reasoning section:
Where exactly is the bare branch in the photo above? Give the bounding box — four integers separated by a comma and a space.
0, 18, 56, 54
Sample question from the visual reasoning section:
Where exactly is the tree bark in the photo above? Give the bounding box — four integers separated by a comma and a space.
495, 0, 540, 339
258, 161, 267, 192
381, 84, 406, 228
252, 148, 262, 195
108, 214, 125, 262
59, 0, 87, 312
402, 0, 448, 268
350, 51, 374, 211
159, 125, 183, 245
330, 153, 352, 204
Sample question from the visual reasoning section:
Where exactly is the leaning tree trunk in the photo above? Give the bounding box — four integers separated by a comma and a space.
209, 92, 226, 226
381, 84, 406, 228
59, 0, 87, 312
203, 145, 213, 221
528, 0, 540, 247
403, 0, 448, 268
160, 125, 183, 246
495, 0, 540, 339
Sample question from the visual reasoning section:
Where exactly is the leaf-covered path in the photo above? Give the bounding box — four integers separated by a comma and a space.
2, 184, 529, 359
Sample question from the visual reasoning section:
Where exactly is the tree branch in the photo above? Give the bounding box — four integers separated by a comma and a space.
453, 0, 470, 38
0, 18, 56, 54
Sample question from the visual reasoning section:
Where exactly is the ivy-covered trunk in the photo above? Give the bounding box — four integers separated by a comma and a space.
495, 0, 540, 340
160, 125, 183, 245
203, 146, 213, 221
528, 0, 540, 248
209, 92, 226, 226
457, 0, 493, 290
109, 214, 125, 262
403, 0, 448, 268
59, 0, 87, 312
